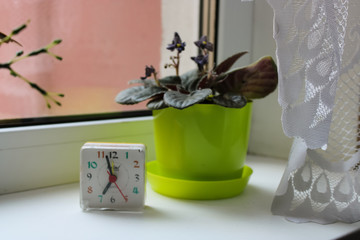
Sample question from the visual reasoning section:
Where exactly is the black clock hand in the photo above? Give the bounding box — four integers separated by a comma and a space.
103, 169, 118, 195
106, 155, 113, 175
103, 155, 114, 195
102, 181, 112, 195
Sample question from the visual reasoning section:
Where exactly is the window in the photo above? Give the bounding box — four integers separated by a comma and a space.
0, 0, 201, 194
0, 0, 200, 121
0, 0, 286, 195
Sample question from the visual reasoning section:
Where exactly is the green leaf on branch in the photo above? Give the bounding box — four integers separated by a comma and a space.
12, 23, 27, 35
16, 51, 24, 57
0, 20, 64, 108
28, 48, 47, 57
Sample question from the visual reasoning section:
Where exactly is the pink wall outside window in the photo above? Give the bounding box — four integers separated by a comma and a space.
0, 0, 162, 119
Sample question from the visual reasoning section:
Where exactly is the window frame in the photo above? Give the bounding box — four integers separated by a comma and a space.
0, 0, 287, 195
0, 0, 205, 194
0, 110, 152, 128
0, 116, 155, 194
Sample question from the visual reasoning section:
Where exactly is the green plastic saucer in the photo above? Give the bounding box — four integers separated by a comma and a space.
147, 161, 253, 200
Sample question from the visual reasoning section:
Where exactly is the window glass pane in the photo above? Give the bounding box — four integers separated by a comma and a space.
0, 0, 199, 120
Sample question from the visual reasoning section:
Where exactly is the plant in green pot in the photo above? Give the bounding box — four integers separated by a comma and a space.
115, 32, 278, 200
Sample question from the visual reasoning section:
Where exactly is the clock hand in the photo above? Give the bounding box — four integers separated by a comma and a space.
114, 181, 128, 202
106, 170, 128, 202
102, 170, 118, 195
103, 156, 115, 195
111, 161, 115, 176
106, 155, 113, 175
102, 181, 112, 195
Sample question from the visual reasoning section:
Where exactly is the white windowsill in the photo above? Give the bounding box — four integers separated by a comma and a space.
1, 155, 359, 240
0, 116, 155, 195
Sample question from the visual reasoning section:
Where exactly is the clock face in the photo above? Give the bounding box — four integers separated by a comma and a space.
80, 142, 146, 211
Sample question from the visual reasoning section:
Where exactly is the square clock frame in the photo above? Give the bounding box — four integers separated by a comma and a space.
80, 142, 146, 211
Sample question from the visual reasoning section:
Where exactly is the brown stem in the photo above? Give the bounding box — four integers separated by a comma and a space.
153, 71, 160, 87
175, 51, 180, 76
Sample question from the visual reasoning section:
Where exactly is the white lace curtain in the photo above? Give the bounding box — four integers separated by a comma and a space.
267, 0, 360, 224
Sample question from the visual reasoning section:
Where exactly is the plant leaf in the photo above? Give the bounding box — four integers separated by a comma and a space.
213, 93, 247, 108
214, 51, 248, 74
197, 72, 227, 89
164, 88, 212, 109
159, 75, 181, 86
147, 97, 168, 110
196, 74, 209, 89
214, 56, 278, 99
180, 69, 201, 92
128, 79, 157, 87
115, 86, 166, 104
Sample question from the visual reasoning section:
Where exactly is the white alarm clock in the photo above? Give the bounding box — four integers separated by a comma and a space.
80, 142, 146, 211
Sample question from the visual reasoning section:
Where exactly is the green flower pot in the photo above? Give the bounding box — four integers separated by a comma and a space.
147, 103, 253, 199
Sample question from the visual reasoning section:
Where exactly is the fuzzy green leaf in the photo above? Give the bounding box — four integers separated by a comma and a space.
146, 97, 168, 110
164, 88, 212, 109
128, 79, 157, 87
115, 86, 166, 105
213, 93, 247, 108
159, 75, 181, 86
180, 69, 201, 92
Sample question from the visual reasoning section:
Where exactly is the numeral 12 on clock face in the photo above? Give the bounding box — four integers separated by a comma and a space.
80, 142, 146, 211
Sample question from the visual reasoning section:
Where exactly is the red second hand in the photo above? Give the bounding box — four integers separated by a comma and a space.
107, 171, 128, 202
114, 182, 128, 202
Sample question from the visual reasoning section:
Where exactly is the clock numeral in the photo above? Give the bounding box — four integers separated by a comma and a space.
134, 160, 140, 168
109, 151, 118, 159
133, 187, 139, 194
98, 151, 118, 159
135, 174, 140, 182
98, 195, 103, 203
97, 151, 105, 159
110, 196, 116, 203
88, 161, 98, 169
87, 186, 93, 194
87, 173, 92, 180
126, 152, 129, 159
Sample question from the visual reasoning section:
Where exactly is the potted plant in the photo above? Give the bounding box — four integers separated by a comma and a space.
115, 32, 278, 199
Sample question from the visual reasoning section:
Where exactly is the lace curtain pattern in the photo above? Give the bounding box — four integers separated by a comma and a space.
267, 0, 360, 223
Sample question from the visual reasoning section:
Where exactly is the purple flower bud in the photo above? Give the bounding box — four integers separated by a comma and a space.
141, 65, 155, 80
167, 32, 186, 53
194, 35, 213, 51
191, 54, 208, 71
